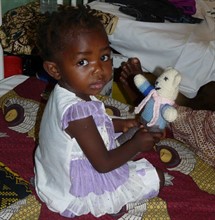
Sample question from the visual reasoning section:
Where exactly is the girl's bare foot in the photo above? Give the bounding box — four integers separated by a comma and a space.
120, 57, 143, 86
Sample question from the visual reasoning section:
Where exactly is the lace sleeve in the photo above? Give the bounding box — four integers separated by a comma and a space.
61, 100, 103, 129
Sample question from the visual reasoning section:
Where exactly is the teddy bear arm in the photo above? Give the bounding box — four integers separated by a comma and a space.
134, 74, 154, 96
161, 105, 178, 122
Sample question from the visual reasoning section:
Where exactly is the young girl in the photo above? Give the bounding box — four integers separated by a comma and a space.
34, 6, 166, 218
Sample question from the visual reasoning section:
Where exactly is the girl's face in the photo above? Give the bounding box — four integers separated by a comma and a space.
54, 28, 112, 100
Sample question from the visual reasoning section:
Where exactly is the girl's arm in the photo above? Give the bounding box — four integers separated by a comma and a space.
66, 116, 161, 173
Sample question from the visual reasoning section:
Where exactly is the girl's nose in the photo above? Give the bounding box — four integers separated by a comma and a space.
92, 61, 104, 77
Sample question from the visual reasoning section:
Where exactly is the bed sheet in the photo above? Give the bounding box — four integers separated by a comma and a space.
89, 0, 215, 98
0, 76, 215, 220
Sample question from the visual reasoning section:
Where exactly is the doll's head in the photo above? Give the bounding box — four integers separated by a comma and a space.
134, 67, 181, 131
154, 67, 181, 101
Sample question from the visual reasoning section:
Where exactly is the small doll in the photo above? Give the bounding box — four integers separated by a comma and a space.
116, 67, 181, 146
134, 67, 181, 132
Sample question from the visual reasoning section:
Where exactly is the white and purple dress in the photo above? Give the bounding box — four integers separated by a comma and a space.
34, 84, 160, 218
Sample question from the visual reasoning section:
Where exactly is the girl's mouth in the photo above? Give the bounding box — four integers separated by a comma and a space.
90, 81, 105, 90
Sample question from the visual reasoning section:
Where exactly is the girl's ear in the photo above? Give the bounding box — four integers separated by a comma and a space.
43, 61, 61, 80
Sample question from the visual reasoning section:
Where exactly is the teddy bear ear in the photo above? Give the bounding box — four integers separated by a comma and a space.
165, 66, 173, 71
164, 67, 182, 86
175, 74, 182, 85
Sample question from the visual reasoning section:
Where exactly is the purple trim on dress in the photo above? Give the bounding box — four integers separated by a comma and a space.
61, 209, 76, 218
70, 159, 129, 197
61, 100, 116, 150
137, 168, 146, 176
60, 99, 130, 197
61, 101, 102, 129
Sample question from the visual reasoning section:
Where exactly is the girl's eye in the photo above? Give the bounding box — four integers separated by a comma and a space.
77, 59, 88, 66
100, 55, 110, 62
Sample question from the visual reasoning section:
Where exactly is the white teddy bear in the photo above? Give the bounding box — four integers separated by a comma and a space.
134, 67, 181, 132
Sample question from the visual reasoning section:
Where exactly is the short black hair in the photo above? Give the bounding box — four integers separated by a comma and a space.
37, 6, 106, 61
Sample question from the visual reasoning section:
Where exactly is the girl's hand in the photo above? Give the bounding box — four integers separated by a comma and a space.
131, 128, 162, 152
